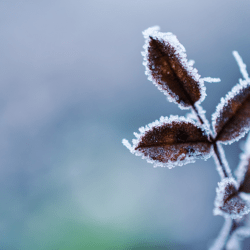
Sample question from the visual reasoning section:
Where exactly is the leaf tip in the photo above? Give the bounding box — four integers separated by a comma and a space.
142, 26, 161, 39
122, 139, 134, 152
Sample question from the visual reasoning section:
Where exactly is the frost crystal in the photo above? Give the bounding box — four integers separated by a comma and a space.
201, 77, 221, 83
232, 51, 250, 82
212, 143, 232, 179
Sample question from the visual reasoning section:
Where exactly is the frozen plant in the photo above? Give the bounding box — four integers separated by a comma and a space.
122, 26, 250, 250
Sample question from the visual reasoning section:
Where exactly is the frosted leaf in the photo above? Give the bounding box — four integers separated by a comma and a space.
235, 133, 250, 193
212, 79, 250, 144
214, 178, 250, 219
122, 115, 212, 168
142, 26, 206, 110
201, 77, 221, 83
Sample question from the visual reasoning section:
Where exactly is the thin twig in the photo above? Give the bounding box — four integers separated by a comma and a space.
232, 51, 250, 82
191, 104, 231, 179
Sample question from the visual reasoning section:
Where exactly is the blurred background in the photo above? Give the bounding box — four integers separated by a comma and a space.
0, 0, 250, 249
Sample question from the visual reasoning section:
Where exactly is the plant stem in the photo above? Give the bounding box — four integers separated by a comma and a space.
212, 142, 231, 179
191, 104, 231, 179
192, 103, 236, 249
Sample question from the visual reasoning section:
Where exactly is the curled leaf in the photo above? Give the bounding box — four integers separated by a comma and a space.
214, 178, 250, 219
212, 80, 250, 144
122, 115, 212, 168
142, 26, 206, 109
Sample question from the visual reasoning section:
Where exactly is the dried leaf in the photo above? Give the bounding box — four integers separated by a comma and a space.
214, 178, 250, 219
236, 155, 250, 194
239, 162, 250, 193
122, 116, 212, 168
142, 26, 206, 109
212, 80, 250, 144
235, 133, 250, 193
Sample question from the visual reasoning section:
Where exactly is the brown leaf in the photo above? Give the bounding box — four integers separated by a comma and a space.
213, 81, 250, 144
239, 161, 250, 193
220, 195, 247, 218
142, 27, 205, 109
235, 137, 250, 193
122, 116, 212, 168
214, 178, 249, 219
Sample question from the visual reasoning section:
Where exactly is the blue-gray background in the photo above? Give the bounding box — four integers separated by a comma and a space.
1, 1, 250, 249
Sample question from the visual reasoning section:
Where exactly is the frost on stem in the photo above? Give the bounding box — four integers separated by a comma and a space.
122, 116, 212, 168
214, 178, 250, 219
212, 143, 232, 179
232, 51, 250, 82
201, 77, 221, 83
142, 26, 206, 110
212, 133, 250, 250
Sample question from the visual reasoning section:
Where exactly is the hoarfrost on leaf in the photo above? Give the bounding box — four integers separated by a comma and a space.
122, 115, 212, 168
142, 26, 206, 110
214, 178, 250, 219
188, 59, 195, 67
212, 79, 250, 144
123, 27, 250, 249
235, 132, 250, 193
